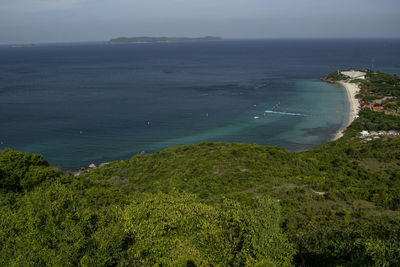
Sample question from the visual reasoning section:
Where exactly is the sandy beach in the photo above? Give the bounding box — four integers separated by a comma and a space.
333, 81, 360, 140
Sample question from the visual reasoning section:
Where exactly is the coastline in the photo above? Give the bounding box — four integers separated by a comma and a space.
333, 81, 360, 140
71, 81, 359, 173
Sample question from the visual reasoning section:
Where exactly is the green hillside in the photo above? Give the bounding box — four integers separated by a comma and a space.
1, 70, 400, 266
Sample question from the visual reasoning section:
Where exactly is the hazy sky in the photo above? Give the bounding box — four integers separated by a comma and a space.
1, 0, 399, 43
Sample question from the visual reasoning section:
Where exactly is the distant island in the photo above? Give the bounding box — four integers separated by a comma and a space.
11, 44, 36, 48
106, 36, 222, 44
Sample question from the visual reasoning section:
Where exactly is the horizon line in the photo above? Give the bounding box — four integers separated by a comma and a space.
1, 37, 400, 46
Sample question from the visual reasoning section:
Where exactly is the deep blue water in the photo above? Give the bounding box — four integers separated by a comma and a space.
1, 39, 400, 170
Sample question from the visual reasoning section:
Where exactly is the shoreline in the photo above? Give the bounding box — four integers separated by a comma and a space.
71, 81, 360, 174
333, 81, 360, 140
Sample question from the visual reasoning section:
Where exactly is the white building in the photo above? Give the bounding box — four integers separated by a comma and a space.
341, 70, 366, 79
360, 130, 370, 137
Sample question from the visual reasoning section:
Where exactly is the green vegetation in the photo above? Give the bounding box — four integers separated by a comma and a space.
326, 69, 400, 115
357, 70, 400, 115
1, 71, 400, 266
367, 71, 400, 98
107, 36, 222, 44
324, 70, 346, 81
352, 110, 400, 131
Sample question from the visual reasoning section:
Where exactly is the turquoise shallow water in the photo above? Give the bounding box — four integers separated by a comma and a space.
0, 39, 399, 169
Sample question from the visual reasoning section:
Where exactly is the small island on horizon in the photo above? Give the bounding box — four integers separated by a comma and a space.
106, 36, 222, 44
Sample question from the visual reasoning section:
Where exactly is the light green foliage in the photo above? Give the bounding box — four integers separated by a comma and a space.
1, 182, 81, 265
122, 192, 294, 266
364, 239, 400, 266
0, 183, 294, 266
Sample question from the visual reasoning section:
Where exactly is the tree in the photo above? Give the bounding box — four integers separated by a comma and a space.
122, 192, 295, 266
0, 148, 57, 191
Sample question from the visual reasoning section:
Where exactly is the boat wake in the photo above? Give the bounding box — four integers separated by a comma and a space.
264, 110, 306, 116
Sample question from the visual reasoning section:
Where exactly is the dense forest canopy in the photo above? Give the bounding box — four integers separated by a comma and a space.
1, 70, 400, 266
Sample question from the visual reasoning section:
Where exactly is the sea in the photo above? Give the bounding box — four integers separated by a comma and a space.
1, 39, 400, 170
